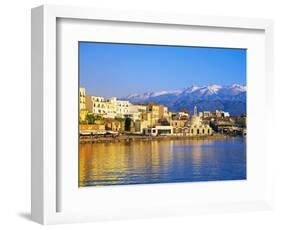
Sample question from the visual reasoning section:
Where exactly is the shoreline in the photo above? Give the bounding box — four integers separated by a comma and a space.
79, 133, 242, 144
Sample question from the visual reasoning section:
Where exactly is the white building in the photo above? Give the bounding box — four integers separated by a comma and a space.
86, 96, 108, 116
215, 110, 230, 117
144, 126, 173, 136
86, 95, 133, 118
79, 88, 86, 110
116, 99, 131, 116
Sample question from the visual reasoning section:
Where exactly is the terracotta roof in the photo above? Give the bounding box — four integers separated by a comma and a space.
147, 102, 158, 106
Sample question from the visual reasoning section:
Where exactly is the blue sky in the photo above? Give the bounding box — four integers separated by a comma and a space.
79, 42, 246, 98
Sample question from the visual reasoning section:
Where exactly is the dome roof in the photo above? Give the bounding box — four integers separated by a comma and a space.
191, 115, 202, 126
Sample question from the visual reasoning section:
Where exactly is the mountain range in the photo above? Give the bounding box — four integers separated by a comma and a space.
124, 84, 246, 116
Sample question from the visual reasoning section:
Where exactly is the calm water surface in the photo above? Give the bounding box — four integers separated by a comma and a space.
79, 137, 246, 186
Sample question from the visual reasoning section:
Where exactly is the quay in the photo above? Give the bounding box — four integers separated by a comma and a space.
79, 133, 232, 144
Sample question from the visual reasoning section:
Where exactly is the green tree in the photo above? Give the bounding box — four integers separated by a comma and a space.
86, 113, 95, 124
115, 116, 125, 122
95, 115, 103, 120
124, 117, 132, 131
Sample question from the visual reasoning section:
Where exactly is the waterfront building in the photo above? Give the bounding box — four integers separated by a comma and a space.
147, 103, 169, 119
80, 88, 86, 109
85, 95, 93, 113
106, 97, 132, 118
86, 95, 108, 115
86, 95, 132, 118
144, 103, 169, 127
160, 106, 169, 119
170, 119, 187, 128
144, 125, 173, 136
189, 106, 213, 136
80, 124, 106, 135
127, 105, 143, 121
104, 118, 124, 132
141, 110, 164, 128
104, 97, 119, 118
213, 117, 245, 135
141, 111, 154, 128
79, 87, 88, 122
116, 99, 131, 116
134, 120, 149, 133
173, 127, 191, 136
147, 102, 161, 117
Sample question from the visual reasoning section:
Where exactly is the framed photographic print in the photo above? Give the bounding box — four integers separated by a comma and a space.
31, 5, 274, 225
78, 42, 247, 187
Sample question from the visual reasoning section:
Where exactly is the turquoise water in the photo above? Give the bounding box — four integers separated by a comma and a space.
79, 137, 246, 186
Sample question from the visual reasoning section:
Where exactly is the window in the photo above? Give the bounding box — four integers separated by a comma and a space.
197, 129, 200, 134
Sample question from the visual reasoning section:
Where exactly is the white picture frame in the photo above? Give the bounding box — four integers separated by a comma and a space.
31, 4, 274, 225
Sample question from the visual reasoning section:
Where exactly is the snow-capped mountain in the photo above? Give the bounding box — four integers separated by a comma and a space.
124, 84, 246, 116
126, 89, 182, 100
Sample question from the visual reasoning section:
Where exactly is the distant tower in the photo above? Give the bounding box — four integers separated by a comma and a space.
194, 106, 197, 116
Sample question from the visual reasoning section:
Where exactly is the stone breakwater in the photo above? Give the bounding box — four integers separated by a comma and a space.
79, 134, 231, 144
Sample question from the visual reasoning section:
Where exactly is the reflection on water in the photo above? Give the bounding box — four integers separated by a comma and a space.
79, 137, 246, 187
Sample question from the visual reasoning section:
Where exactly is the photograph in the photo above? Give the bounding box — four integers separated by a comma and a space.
79, 42, 247, 187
